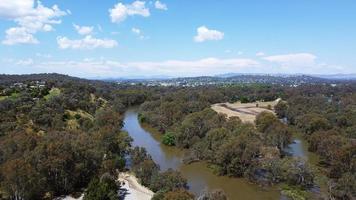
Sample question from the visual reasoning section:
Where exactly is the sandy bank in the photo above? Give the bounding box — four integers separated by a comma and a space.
118, 172, 154, 200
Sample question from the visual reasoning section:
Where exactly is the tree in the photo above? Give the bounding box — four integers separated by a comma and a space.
264, 122, 292, 150
215, 131, 261, 176
296, 113, 331, 135
329, 145, 356, 179
197, 189, 227, 200
329, 172, 356, 200
133, 159, 159, 186
176, 108, 225, 148
255, 111, 279, 133
224, 116, 242, 132
309, 130, 345, 165
162, 189, 195, 200
275, 101, 288, 118
130, 147, 159, 187
84, 174, 118, 200
130, 147, 152, 166
280, 158, 314, 188
150, 169, 188, 192
94, 108, 123, 131
203, 128, 230, 160
1, 159, 44, 200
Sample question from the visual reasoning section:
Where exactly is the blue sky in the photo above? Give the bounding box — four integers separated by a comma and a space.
0, 0, 355, 78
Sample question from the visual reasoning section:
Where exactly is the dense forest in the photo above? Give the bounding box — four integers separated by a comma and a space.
0, 74, 355, 200
0, 74, 194, 200
139, 84, 356, 199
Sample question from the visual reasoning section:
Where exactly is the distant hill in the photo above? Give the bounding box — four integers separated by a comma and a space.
218, 73, 356, 80
1, 73, 354, 87
313, 74, 356, 80
0, 73, 81, 85
0, 73, 111, 86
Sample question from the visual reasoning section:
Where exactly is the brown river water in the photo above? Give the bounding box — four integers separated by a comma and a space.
122, 108, 283, 199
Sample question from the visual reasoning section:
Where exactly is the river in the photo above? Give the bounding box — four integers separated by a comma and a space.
122, 108, 280, 199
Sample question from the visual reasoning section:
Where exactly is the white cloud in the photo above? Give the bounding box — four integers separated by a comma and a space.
36, 53, 52, 58
13, 2, 67, 32
132, 27, 141, 35
97, 24, 103, 32
109, 1, 150, 23
128, 57, 259, 76
155, 1, 167, 10
5, 57, 259, 77
1, 0, 68, 45
0, 0, 33, 19
73, 24, 94, 35
15, 58, 33, 66
57, 35, 118, 50
131, 27, 147, 40
256, 52, 265, 56
2, 27, 38, 45
194, 26, 224, 42
263, 53, 317, 66
3, 55, 351, 77
34, 59, 129, 77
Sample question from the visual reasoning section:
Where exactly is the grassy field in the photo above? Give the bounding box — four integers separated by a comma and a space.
211, 99, 280, 123
45, 88, 61, 100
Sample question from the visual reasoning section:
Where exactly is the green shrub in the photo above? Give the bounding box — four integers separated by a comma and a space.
162, 132, 175, 146
74, 113, 81, 120
281, 185, 307, 200
138, 113, 147, 123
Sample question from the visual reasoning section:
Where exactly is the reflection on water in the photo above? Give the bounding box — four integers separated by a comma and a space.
122, 108, 280, 199
285, 139, 306, 158
285, 134, 318, 165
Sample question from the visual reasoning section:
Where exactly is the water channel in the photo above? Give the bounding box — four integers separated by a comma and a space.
122, 108, 281, 199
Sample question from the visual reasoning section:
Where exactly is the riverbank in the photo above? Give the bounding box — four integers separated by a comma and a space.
118, 172, 154, 200
55, 173, 154, 200
54, 194, 83, 200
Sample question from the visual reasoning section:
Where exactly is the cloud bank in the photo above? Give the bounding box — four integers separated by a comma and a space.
57, 36, 118, 50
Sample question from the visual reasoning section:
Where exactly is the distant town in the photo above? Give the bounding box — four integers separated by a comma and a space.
116, 74, 346, 87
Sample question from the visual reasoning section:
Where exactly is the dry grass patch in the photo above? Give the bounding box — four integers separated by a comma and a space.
211, 99, 280, 123
65, 109, 94, 130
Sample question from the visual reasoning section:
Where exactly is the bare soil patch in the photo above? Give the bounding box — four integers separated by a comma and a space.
211, 99, 280, 123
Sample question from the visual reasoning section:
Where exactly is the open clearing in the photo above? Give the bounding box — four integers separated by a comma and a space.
211, 99, 280, 123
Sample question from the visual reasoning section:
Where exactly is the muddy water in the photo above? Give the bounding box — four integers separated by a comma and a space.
122, 108, 280, 199
284, 133, 318, 164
